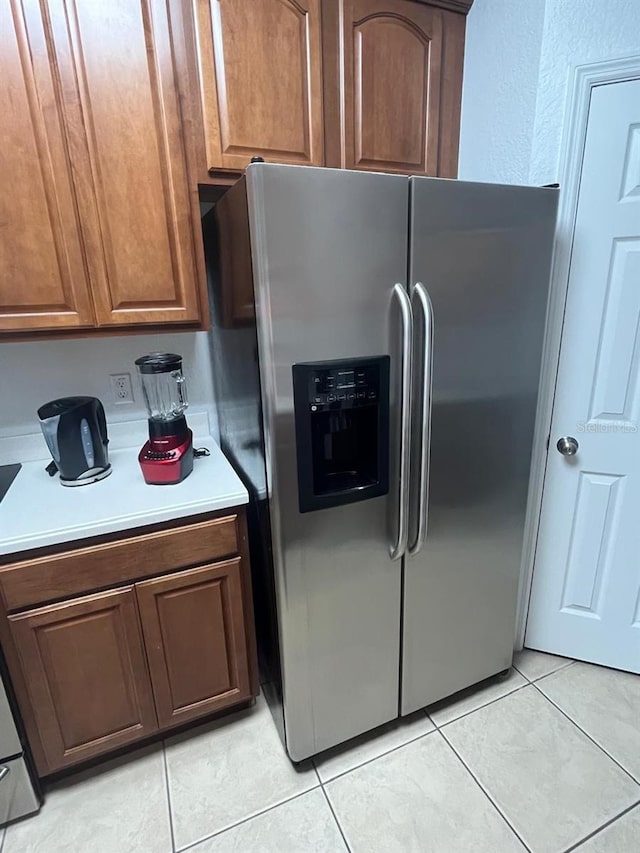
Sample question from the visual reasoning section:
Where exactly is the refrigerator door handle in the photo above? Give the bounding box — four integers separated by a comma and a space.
408, 282, 433, 556
390, 283, 413, 561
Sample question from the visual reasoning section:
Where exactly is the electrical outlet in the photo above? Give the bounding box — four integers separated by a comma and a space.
110, 373, 134, 404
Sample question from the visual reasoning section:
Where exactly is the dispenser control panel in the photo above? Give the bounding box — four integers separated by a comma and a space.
292, 355, 390, 513
307, 364, 380, 410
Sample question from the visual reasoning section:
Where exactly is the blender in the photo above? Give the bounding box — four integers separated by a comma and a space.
135, 353, 193, 484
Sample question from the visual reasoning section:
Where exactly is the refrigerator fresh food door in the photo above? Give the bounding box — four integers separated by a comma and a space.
402, 178, 558, 714
246, 164, 409, 759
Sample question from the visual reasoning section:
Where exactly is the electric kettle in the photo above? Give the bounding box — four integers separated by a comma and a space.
38, 397, 111, 486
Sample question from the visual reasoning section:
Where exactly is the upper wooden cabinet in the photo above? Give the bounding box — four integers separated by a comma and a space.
192, 0, 325, 171
322, 0, 466, 176
1, 0, 204, 336
183, 0, 470, 182
2, 0, 470, 335
60, 0, 202, 326
0, 1, 95, 332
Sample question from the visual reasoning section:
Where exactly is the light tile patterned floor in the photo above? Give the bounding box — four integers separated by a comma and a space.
3, 651, 639, 853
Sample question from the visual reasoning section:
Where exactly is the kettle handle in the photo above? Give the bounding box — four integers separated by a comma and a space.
96, 401, 109, 445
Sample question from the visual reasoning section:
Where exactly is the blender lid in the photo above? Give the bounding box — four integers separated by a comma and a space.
135, 353, 183, 374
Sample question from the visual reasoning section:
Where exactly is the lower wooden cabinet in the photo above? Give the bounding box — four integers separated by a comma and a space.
136, 559, 251, 728
1, 509, 258, 776
8, 588, 157, 772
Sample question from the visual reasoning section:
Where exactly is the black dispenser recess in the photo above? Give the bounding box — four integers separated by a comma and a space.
292, 356, 390, 513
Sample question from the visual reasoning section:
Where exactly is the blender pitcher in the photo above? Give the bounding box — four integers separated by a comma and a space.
135, 353, 194, 484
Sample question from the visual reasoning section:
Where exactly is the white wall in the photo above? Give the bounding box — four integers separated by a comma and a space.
458, 0, 546, 185
529, 0, 640, 184
0, 331, 218, 438
459, 0, 640, 185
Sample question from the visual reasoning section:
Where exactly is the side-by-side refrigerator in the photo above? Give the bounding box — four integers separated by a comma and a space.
205, 163, 557, 761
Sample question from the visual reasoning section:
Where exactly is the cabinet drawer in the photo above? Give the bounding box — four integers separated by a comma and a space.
0, 514, 240, 611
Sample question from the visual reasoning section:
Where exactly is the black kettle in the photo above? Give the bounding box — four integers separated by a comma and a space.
37, 397, 111, 486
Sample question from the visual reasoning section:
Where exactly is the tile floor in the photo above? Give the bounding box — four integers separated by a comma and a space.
3, 650, 639, 853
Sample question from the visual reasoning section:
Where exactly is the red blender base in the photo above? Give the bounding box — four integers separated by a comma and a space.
138, 430, 194, 485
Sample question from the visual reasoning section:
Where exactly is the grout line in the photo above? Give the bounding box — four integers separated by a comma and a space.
320, 784, 352, 853
431, 677, 529, 731
175, 785, 321, 853
438, 728, 533, 853
311, 758, 322, 786
313, 726, 438, 785
513, 659, 576, 684
423, 708, 437, 729
530, 680, 640, 787
161, 742, 177, 853
562, 798, 640, 852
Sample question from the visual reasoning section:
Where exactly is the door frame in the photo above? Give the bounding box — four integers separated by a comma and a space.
515, 55, 640, 648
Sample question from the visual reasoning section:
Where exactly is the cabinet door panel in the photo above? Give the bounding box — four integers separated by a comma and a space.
136, 559, 251, 728
195, 0, 324, 170
324, 0, 465, 177
8, 587, 157, 773
0, 1, 95, 332
58, 0, 201, 325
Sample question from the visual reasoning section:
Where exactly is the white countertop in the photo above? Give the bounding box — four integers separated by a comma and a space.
0, 436, 248, 557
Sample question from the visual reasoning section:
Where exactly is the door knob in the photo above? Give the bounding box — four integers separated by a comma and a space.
557, 436, 579, 456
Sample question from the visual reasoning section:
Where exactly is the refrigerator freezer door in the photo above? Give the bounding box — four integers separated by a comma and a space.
246, 164, 409, 759
402, 178, 557, 714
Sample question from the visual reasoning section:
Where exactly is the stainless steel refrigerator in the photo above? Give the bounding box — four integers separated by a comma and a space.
205, 163, 557, 761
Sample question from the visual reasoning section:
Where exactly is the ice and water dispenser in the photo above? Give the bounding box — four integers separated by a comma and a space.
292, 356, 390, 512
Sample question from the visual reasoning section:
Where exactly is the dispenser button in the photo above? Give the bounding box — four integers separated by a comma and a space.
357, 391, 365, 399
337, 393, 346, 401
368, 391, 376, 399
348, 392, 357, 400
327, 394, 336, 403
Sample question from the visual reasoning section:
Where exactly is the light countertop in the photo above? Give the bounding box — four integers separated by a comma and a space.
0, 437, 248, 558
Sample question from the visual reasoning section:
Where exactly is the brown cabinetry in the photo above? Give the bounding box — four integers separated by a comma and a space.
1, 0, 204, 336
192, 0, 325, 173
62, 0, 202, 327
136, 559, 251, 728
184, 0, 471, 183
322, 0, 466, 177
0, 0, 95, 332
8, 588, 157, 772
2, 0, 470, 335
0, 509, 258, 776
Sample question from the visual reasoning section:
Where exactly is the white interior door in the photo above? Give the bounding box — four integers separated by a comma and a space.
526, 78, 640, 673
